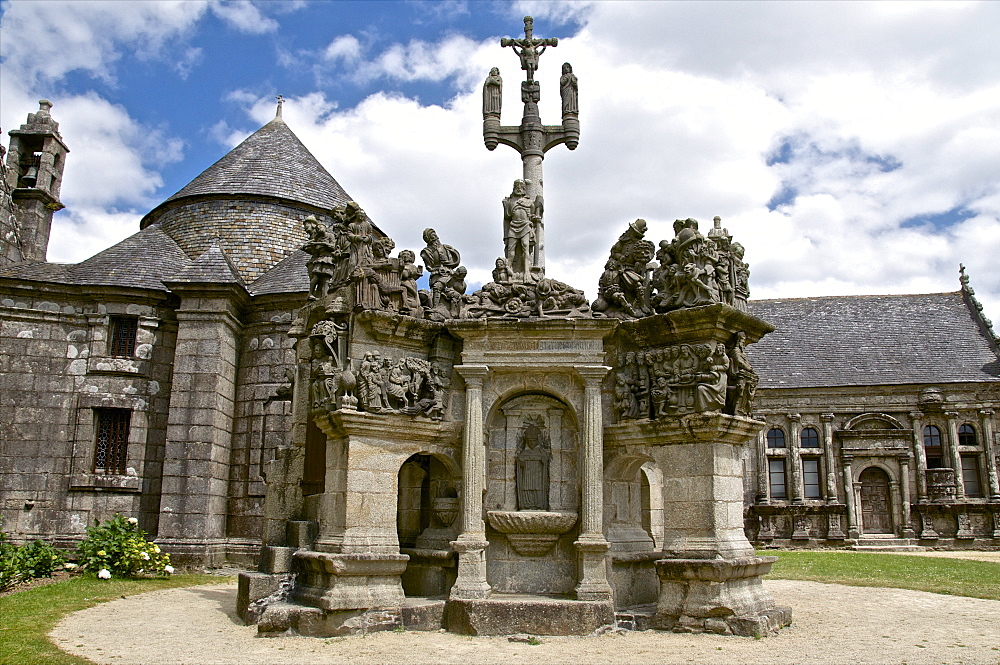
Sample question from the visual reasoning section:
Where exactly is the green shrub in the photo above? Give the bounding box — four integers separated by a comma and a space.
0, 520, 65, 591
76, 515, 171, 579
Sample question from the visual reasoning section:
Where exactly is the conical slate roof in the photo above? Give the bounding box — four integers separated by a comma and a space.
141, 117, 350, 227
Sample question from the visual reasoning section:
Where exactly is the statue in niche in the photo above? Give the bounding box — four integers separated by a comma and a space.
483, 67, 502, 116
559, 62, 578, 115
502, 178, 542, 278
516, 416, 550, 511
302, 215, 339, 300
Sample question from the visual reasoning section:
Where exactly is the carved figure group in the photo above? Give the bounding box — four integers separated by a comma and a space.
355, 352, 447, 419
613, 336, 759, 421
594, 216, 750, 319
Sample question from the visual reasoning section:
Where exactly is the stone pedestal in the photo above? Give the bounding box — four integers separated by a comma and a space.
292, 551, 409, 611
653, 556, 791, 636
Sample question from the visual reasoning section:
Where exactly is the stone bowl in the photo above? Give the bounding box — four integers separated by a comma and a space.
486, 510, 578, 535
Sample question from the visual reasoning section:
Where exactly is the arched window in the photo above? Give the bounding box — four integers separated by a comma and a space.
923, 425, 943, 469
800, 427, 820, 448
958, 424, 977, 447
767, 428, 786, 448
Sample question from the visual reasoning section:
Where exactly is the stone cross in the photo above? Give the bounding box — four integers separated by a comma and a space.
484, 16, 580, 279
276, 95, 284, 118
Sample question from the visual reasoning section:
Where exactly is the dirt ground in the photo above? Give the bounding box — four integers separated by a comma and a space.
50, 575, 1000, 665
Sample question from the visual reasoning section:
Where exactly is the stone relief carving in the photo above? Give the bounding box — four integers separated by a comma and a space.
516, 415, 551, 511
613, 335, 759, 421
594, 216, 751, 320
355, 351, 448, 420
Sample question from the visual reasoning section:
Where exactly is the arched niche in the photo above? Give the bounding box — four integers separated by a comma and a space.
843, 413, 905, 431
396, 452, 461, 597
483, 392, 580, 595
604, 454, 659, 552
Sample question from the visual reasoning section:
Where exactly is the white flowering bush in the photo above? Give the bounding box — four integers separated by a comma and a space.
76, 515, 171, 578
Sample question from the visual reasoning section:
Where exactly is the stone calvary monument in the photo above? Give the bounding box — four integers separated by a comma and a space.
238, 16, 791, 637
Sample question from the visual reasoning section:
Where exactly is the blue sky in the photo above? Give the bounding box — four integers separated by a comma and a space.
2, 0, 998, 327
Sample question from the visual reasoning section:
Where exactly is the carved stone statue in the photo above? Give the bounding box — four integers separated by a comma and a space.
500, 16, 557, 82
419, 228, 463, 319
483, 67, 502, 116
302, 215, 339, 300
727, 331, 758, 416
502, 178, 541, 278
559, 62, 578, 115
516, 416, 550, 510
397, 249, 423, 316
592, 219, 655, 319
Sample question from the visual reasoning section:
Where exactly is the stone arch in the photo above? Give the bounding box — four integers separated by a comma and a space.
857, 466, 893, 535
396, 451, 461, 598
604, 452, 658, 552
482, 391, 581, 595
843, 412, 905, 431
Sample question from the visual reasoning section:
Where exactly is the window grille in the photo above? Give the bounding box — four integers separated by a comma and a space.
800, 427, 820, 448
802, 459, 821, 498
768, 459, 787, 499
109, 317, 138, 358
94, 409, 130, 475
766, 428, 786, 448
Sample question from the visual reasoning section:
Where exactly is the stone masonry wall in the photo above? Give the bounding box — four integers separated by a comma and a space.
0, 288, 176, 544
226, 298, 303, 545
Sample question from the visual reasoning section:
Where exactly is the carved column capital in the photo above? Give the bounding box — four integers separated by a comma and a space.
944, 411, 959, 421
787, 413, 801, 422
980, 408, 995, 417
820, 413, 834, 422
573, 365, 611, 385
455, 364, 489, 387
909, 411, 924, 420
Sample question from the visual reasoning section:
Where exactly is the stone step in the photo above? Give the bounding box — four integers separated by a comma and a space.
851, 537, 920, 551
615, 604, 656, 631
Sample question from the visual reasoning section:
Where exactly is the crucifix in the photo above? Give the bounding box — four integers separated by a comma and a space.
484, 16, 580, 280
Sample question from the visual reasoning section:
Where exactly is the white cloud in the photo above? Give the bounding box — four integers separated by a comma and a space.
209, 0, 279, 35
0, 0, 207, 86
323, 35, 362, 63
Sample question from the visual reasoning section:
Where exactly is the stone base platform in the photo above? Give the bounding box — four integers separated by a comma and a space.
653, 555, 792, 637
255, 597, 447, 637
445, 595, 615, 636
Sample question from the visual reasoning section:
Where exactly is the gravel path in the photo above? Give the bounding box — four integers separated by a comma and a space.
50, 578, 1000, 665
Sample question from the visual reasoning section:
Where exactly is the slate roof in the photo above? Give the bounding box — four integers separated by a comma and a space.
0, 226, 190, 292
141, 117, 351, 227
747, 292, 1000, 389
166, 243, 246, 287
249, 249, 309, 295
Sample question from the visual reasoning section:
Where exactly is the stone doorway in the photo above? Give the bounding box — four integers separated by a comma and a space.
859, 467, 893, 534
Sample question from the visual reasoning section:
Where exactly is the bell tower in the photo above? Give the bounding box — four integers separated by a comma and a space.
2, 99, 69, 266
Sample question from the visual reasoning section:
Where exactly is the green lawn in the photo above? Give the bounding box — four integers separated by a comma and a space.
764, 550, 1000, 601
0, 574, 222, 665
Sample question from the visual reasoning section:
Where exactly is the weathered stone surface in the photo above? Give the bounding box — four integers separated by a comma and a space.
445, 597, 615, 636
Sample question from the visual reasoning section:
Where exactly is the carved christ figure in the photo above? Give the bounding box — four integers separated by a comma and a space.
500, 16, 558, 82
483, 67, 502, 116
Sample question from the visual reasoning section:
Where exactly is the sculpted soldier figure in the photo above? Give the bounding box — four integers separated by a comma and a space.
502, 178, 540, 277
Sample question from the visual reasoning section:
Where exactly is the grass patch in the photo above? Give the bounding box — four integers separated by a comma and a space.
765, 550, 1000, 601
0, 574, 223, 664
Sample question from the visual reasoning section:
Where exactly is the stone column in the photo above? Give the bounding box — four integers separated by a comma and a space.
157, 286, 246, 564
787, 414, 802, 503
910, 411, 928, 501
945, 412, 965, 499
573, 365, 613, 601
979, 409, 1000, 502
899, 457, 915, 538
889, 478, 903, 537
755, 429, 769, 504
450, 365, 491, 600
842, 456, 859, 539
821, 414, 838, 503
